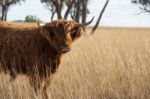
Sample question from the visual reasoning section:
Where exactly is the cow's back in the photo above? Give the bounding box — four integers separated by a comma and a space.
0, 21, 41, 74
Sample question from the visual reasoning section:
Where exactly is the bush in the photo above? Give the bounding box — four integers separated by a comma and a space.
24, 15, 41, 22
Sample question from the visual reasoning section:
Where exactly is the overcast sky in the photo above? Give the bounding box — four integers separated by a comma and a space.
7, 0, 150, 27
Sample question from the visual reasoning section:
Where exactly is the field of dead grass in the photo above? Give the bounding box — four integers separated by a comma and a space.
0, 27, 150, 99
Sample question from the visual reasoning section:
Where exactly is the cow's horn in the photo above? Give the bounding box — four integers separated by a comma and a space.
75, 16, 94, 27
38, 22, 46, 26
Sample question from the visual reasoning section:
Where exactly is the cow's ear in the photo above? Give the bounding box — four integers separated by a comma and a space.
71, 28, 82, 41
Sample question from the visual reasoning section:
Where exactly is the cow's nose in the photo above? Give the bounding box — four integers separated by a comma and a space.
64, 44, 69, 47
61, 44, 70, 53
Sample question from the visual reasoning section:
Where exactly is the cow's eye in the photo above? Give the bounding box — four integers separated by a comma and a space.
72, 30, 76, 34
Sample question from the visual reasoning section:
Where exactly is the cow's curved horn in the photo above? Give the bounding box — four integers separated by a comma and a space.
75, 16, 94, 27
38, 22, 46, 26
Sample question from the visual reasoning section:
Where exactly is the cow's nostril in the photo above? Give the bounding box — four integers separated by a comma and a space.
60, 44, 70, 53
64, 44, 69, 47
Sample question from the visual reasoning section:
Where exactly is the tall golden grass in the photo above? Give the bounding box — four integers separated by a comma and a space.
0, 27, 150, 99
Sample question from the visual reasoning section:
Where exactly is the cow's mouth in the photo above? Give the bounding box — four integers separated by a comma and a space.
60, 46, 70, 53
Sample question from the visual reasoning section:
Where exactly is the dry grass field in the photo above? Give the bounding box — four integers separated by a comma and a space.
0, 27, 150, 99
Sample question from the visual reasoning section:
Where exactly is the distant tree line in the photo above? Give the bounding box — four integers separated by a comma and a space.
132, 0, 150, 12
139, 0, 150, 5
0, 0, 25, 20
40, 0, 90, 23
0, 0, 109, 33
24, 15, 41, 22
132, 0, 150, 5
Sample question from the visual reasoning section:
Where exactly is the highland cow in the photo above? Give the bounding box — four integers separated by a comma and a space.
0, 18, 93, 99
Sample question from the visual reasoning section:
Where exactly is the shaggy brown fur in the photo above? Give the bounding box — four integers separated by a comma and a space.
0, 20, 83, 99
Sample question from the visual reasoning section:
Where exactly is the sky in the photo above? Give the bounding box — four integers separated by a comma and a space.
7, 0, 150, 27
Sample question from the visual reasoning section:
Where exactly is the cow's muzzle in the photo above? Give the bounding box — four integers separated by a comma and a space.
60, 44, 70, 53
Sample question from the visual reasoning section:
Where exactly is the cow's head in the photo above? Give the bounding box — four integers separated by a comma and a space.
39, 17, 94, 53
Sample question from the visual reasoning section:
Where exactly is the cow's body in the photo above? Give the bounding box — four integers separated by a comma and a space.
0, 21, 60, 79
0, 17, 93, 99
